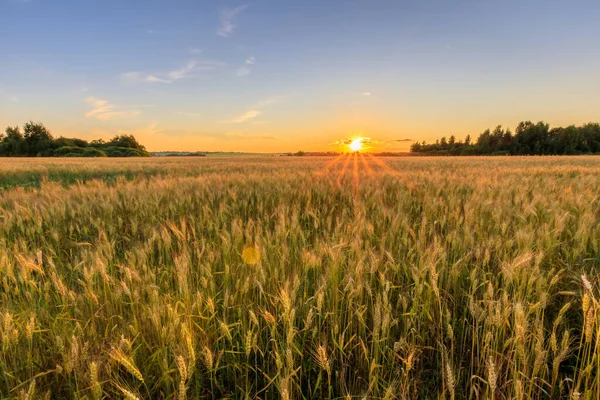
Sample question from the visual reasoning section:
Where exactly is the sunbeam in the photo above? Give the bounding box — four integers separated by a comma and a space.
359, 153, 374, 175
318, 153, 346, 176
352, 152, 359, 194
336, 153, 352, 186
365, 153, 401, 177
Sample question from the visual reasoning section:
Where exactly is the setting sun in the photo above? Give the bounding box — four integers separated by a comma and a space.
349, 138, 364, 152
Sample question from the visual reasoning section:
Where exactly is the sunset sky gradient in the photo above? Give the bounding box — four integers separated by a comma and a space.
1, 0, 599, 152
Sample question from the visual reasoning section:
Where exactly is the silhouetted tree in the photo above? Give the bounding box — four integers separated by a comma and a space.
0, 122, 149, 157
410, 121, 600, 156
106, 134, 146, 151
5, 126, 22, 141
22, 121, 54, 156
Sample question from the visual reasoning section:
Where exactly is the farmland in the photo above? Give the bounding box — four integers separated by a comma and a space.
1, 156, 599, 399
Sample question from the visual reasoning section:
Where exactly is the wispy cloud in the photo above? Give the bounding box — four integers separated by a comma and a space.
235, 56, 256, 77
190, 48, 202, 55
218, 110, 262, 124
84, 97, 141, 120
145, 75, 172, 84
117, 123, 163, 137
120, 60, 223, 85
120, 72, 143, 84
381, 138, 412, 143
168, 60, 197, 80
217, 5, 248, 37
332, 137, 378, 146
254, 96, 284, 108
218, 95, 283, 125
361, 92, 372, 96
234, 56, 256, 77
225, 131, 278, 140
236, 66, 251, 77
175, 111, 202, 117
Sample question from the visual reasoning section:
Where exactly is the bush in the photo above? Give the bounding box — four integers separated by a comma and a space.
1, 123, 150, 157
54, 146, 86, 156
98, 146, 150, 157
83, 147, 107, 157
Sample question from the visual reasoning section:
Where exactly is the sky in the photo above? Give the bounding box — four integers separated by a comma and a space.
1, 0, 599, 152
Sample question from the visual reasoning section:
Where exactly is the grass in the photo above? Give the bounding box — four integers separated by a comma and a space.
0, 155, 599, 399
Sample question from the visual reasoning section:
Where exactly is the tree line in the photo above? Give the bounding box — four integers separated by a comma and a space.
1, 122, 149, 157
410, 121, 600, 155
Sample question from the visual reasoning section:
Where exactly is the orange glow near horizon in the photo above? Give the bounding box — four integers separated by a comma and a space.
348, 138, 365, 152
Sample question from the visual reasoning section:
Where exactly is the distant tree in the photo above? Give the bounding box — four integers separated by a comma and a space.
501, 128, 513, 151
0, 126, 25, 156
410, 120, 600, 156
410, 142, 422, 152
0, 122, 149, 157
580, 123, 600, 153
107, 134, 146, 151
514, 121, 550, 155
23, 121, 53, 142
21, 121, 54, 156
476, 129, 491, 154
5, 126, 23, 141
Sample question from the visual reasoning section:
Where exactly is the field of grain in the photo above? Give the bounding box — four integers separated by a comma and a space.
1, 155, 599, 399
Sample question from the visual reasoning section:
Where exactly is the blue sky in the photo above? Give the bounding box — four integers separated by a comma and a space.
1, 0, 599, 151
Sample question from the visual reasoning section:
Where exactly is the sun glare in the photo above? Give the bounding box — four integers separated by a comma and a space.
349, 138, 364, 152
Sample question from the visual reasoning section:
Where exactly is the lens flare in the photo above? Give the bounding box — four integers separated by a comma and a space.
349, 138, 364, 152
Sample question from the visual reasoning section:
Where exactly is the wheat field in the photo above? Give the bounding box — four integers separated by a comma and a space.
1, 155, 599, 399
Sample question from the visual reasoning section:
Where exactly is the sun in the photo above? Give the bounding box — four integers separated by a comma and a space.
349, 138, 364, 152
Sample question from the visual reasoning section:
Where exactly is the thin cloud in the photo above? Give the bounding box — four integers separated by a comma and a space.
217, 5, 248, 37
254, 96, 284, 108
217, 96, 283, 125
84, 97, 141, 120
218, 110, 261, 124
332, 137, 378, 146
382, 139, 412, 143
145, 75, 172, 84
236, 57, 255, 76
168, 60, 197, 80
120, 60, 223, 85
236, 66, 250, 77
225, 131, 278, 140
120, 71, 143, 84
361, 92, 372, 96
190, 48, 202, 55
117, 123, 162, 136
175, 111, 202, 117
